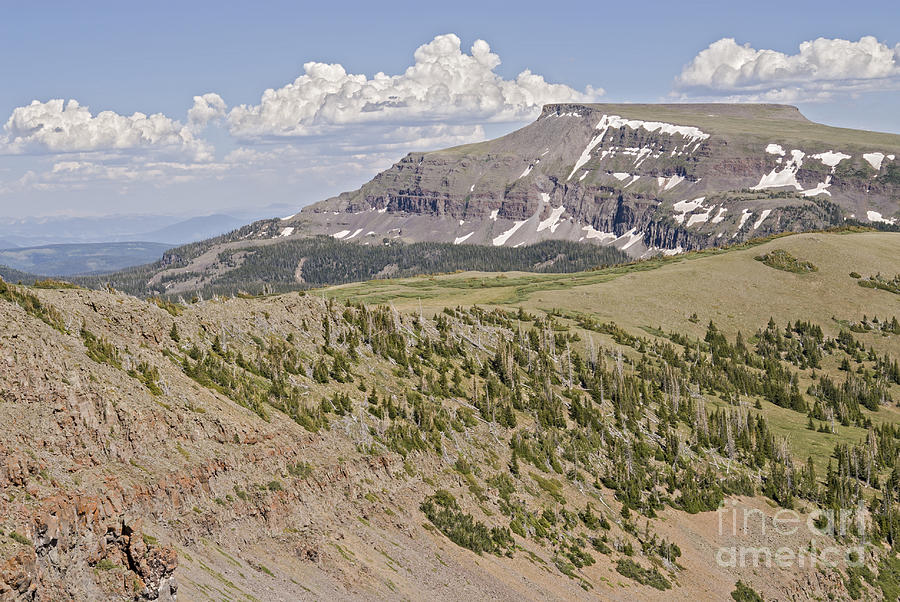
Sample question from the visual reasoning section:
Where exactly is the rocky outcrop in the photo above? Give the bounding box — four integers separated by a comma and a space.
1, 493, 177, 601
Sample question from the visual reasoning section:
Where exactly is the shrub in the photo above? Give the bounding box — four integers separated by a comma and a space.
0, 280, 66, 332
95, 558, 118, 570
876, 555, 900, 601
288, 461, 313, 479
32, 279, 78, 289
383, 423, 427, 457
615, 558, 670, 590
9, 531, 31, 546
80, 328, 121, 368
731, 579, 763, 602
149, 296, 182, 316
420, 490, 513, 556
590, 537, 611, 554
754, 249, 817, 273
857, 273, 900, 295
129, 361, 163, 395
531, 472, 566, 504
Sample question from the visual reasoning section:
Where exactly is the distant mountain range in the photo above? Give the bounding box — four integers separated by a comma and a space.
140, 215, 255, 246
0, 209, 297, 276
0, 213, 249, 248
0, 242, 174, 276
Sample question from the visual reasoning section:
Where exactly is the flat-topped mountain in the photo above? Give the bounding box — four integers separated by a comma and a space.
276, 103, 898, 255
40, 104, 898, 298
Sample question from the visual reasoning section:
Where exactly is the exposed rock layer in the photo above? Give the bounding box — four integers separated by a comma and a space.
278, 103, 900, 256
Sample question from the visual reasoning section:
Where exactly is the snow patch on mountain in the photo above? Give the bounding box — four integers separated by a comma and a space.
617, 228, 644, 250
673, 197, 708, 224
567, 126, 610, 180
753, 209, 772, 229
752, 150, 805, 190
813, 150, 850, 168
673, 197, 706, 213
537, 206, 565, 233
581, 225, 617, 242
795, 150, 850, 197
867, 210, 897, 225
492, 220, 526, 246
567, 114, 709, 181
519, 160, 539, 179
611, 117, 709, 144
687, 206, 713, 227
657, 175, 685, 191
711, 206, 728, 224
864, 152, 887, 170
802, 182, 832, 197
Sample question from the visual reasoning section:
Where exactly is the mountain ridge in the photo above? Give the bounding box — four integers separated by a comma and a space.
2, 231, 899, 600
280, 102, 898, 256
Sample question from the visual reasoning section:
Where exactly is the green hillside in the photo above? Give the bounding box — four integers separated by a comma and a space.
3, 230, 900, 599
326, 231, 900, 348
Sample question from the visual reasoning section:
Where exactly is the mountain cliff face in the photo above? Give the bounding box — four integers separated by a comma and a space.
276, 103, 900, 256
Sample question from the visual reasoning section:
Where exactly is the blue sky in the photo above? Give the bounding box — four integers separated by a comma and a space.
1, 0, 899, 220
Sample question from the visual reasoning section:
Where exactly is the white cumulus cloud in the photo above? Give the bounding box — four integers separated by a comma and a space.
0, 33, 605, 217
188, 93, 227, 129
676, 36, 900, 100
1, 99, 212, 160
227, 33, 601, 139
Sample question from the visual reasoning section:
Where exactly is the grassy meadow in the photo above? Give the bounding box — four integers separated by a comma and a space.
324, 231, 900, 469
